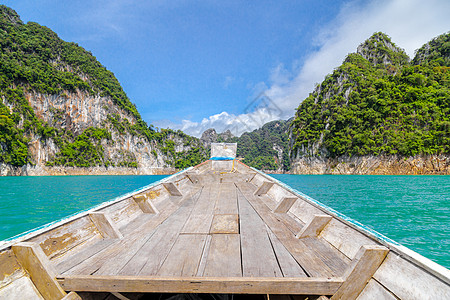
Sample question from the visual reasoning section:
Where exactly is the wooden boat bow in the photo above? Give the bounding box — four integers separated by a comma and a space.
1, 143, 449, 299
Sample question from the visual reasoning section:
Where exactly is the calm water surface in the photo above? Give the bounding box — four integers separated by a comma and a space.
0, 174, 448, 268
0, 175, 166, 241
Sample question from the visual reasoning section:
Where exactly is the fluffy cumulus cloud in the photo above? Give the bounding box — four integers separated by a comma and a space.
156, 107, 282, 137
162, 0, 450, 137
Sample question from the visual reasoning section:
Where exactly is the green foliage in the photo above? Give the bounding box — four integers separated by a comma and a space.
0, 102, 28, 166
413, 32, 450, 67
0, 5, 208, 170
219, 120, 291, 171
47, 127, 111, 167
292, 32, 450, 159
157, 128, 208, 169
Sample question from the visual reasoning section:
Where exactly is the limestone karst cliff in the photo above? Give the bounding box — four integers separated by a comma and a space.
0, 6, 207, 175
290, 32, 450, 174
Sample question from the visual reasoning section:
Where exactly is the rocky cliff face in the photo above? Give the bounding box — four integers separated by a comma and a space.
0, 88, 190, 175
291, 154, 450, 175
0, 6, 207, 175
290, 32, 450, 174
200, 128, 234, 148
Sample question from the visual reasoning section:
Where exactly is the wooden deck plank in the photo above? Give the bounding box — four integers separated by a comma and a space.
57, 275, 343, 295
214, 182, 238, 215
118, 190, 201, 276
62, 189, 201, 276
236, 182, 336, 278
210, 214, 239, 234
196, 235, 212, 277
237, 191, 282, 277
265, 226, 308, 278
202, 234, 242, 277
180, 185, 216, 234
157, 234, 208, 277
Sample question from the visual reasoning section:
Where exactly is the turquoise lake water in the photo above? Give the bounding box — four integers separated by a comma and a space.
0, 174, 448, 268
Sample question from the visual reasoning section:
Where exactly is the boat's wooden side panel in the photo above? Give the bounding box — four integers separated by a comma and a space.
0, 249, 31, 297
0, 275, 44, 300
355, 279, 397, 300
194, 160, 212, 174
371, 252, 450, 299
99, 198, 143, 229
27, 216, 102, 261
319, 219, 378, 260
0, 248, 64, 300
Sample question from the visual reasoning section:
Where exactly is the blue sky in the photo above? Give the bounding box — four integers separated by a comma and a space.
2, 0, 450, 136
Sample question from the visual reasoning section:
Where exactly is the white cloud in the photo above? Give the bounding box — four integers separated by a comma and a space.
158, 0, 450, 137
154, 107, 282, 138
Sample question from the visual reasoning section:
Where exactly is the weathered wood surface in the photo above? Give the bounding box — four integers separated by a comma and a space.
355, 279, 397, 300
0, 275, 44, 300
61, 291, 82, 300
214, 182, 238, 214
89, 213, 123, 239
210, 214, 239, 234
54, 238, 115, 275
331, 245, 389, 300
373, 252, 450, 299
202, 234, 242, 277
58, 275, 344, 295
297, 215, 332, 239
254, 181, 275, 196
117, 190, 200, 276
5, 158, 450, 298
157, 234, 207, 276
236, 182, 343, 278
132, 195, 158, 214
273, 197, 298, 213
12, 242, 66, 300
163, 182, 183, 196
62, 189, 200, 276
28, 217, 100, 260
238, 190, 282, 277
265, 226, 307, 278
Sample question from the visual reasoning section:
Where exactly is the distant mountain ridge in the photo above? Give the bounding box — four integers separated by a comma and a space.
0, 5, 207, 175
290, 32, 450, 174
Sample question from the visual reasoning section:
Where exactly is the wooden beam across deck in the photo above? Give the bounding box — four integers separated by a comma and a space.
57, 275, 344, 295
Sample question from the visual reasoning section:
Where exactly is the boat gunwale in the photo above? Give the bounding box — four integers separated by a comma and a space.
0, 167, 194, 251
248, 165, 450, 285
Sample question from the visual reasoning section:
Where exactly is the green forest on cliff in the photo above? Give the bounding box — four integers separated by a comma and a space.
0, 5, 206, 169
291, 32, 450, 159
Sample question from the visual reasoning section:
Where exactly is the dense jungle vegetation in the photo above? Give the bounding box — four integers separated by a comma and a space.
291, 32, 450, 158
0, 6, 206, 168
219, 120, 291, 171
